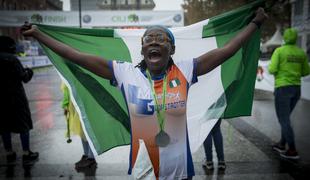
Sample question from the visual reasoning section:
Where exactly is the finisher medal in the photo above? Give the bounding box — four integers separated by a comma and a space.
146, 70, 171, 148
155, 130, 170, 147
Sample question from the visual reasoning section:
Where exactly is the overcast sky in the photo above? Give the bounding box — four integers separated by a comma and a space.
60, 0, 184, 11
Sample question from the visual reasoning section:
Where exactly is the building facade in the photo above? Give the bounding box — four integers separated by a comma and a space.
291, 0, 310, 60
0, 0, 62, 10
70, 0, 155, 10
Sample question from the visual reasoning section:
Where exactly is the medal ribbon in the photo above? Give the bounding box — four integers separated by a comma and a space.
146, 70, 167, 132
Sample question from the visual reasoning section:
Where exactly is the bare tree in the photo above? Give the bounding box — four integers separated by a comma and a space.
182, 0, 291, 40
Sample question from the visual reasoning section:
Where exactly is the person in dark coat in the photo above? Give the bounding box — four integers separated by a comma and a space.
0, 36, 39, 164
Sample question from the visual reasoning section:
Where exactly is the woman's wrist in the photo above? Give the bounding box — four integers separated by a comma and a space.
251, 20, 262, 29
32, 28, 40, 37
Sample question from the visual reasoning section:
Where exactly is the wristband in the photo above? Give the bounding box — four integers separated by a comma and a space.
251, 20, 261, 29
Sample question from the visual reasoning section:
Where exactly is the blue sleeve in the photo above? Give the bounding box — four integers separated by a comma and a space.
192, 58, 198, 84
108, 61, 118, 86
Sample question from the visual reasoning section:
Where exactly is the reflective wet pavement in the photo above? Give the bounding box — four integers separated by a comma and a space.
0, 67, 309, 180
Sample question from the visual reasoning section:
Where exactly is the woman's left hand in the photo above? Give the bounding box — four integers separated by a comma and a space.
253, 7, 268, 24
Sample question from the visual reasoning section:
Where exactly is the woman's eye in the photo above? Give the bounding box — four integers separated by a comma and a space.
157, 35, 165, 43
144, 36, 153, 43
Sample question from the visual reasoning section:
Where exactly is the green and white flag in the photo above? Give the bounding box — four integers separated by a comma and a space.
169, 78, 181, 88
38, 1, 262, 155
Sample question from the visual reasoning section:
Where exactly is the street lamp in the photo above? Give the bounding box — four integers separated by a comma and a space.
79, 0, 82, 27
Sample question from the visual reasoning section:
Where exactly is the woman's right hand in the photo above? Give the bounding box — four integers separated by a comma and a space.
20, 22, 38, 37
19, 22, 112, 80
64, 108, 68, 116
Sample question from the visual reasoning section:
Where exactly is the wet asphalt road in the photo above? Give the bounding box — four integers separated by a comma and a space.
0, 66, 309, 180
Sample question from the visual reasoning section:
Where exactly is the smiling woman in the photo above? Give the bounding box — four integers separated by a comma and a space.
20, 7, 267, 179
109, 28, 195, 177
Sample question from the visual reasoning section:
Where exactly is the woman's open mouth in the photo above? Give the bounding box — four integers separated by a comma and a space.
148, 49, 162, 63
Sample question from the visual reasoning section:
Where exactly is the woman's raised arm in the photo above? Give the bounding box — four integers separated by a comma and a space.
21, 23, 113, 80
196, 8, 268, 76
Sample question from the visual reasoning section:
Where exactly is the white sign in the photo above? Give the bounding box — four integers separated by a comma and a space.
0, 10, 184, 27
255, 60, 310, 100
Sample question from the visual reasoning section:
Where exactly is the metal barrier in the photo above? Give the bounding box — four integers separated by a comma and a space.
18, 56, 52, 68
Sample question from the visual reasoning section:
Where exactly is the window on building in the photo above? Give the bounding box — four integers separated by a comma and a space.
294, 0, 303, 16
128, 0, 135, 5
308, 1, 310, 19
8, 3, 13, 10
297, 35, 302, 48
307, 34, 310, 61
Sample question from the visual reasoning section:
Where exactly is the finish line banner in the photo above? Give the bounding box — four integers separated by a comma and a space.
0, 10, 183, 27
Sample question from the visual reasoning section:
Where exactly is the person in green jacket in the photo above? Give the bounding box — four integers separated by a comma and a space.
269, 28, 310, 160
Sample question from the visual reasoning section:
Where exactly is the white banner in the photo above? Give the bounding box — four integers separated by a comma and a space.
255, 60, 310, 100
0, 10, 183, 27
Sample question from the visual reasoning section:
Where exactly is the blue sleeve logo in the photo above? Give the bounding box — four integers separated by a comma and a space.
128, 85, 154, 115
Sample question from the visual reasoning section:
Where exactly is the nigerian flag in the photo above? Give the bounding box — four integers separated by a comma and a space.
38, 1, 262, 155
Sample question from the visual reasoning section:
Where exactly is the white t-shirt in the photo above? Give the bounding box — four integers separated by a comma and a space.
109, 59, 198, 179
